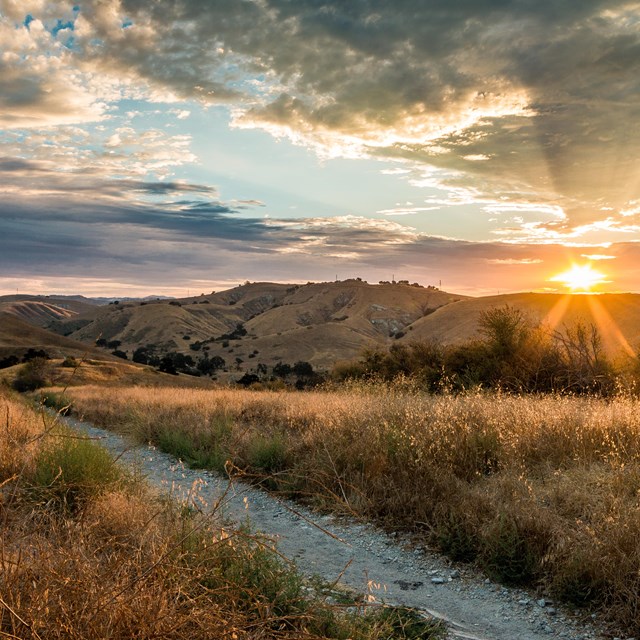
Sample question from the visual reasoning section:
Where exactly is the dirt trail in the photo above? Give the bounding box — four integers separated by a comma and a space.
64, 415, 605, 640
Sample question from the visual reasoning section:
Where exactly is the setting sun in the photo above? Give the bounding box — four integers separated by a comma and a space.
550, 264, 607, 292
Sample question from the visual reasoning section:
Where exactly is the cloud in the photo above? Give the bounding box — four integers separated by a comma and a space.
3, 1, 638, 231
1, 0, 639, 295
486, 258, 543, 265
582, 254, 616, 261
85, 0, 635, 235
2, 175, 639, 295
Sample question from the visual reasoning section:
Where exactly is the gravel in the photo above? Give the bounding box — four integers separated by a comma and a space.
64, 414, 611, 640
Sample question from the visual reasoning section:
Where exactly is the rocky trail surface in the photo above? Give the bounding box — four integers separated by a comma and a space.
63, 414, 614, 640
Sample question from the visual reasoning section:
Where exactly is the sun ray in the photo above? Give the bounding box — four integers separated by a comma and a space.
586, 295, 636, 358
542, 294, 572, 333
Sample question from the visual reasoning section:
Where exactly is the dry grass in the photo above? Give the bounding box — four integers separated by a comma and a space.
0, 387, 444, 639
66, 382, 640, 635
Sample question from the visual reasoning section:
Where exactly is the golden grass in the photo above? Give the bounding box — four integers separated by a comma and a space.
0, 387, 445, 640
66, 382, 640, 634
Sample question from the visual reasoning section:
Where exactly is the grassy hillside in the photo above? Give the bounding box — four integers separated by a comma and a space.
403, 292, 640, 358
52, 280, 464, 370
0, 294, 99, 326
0, 312, 118, 361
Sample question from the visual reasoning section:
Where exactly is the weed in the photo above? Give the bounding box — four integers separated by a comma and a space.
435, 505, 480, 562
361, 606, 446, 640
247, 433, 290, 474
481, 513, 539, 585
551, 548, 606, 606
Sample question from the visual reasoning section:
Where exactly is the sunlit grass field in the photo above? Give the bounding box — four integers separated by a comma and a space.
0, 387, 444, 639
66, 382, 640, 634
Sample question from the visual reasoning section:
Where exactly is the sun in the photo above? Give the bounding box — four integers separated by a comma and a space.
550, 264, 607, 292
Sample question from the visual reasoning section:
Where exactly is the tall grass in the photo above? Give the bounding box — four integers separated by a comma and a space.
0, 387, 444, 639
67, 382, 640, 634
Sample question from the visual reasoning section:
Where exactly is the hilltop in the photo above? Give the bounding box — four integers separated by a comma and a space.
7, 283, 640, 378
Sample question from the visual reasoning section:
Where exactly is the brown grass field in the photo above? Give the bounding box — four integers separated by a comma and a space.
64, 382, 640, 635
0, 386, 445, 639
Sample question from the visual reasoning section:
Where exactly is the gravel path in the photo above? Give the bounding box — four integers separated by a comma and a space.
64, 414, 612, 640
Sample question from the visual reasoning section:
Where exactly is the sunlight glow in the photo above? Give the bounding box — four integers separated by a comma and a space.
550, 264, 607, 292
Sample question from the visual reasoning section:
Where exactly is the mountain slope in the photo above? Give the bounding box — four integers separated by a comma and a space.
0, 313, 118, 361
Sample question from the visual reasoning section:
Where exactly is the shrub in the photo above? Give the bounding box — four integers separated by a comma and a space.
61, 355, 79, 368
0, 355, 19, 369
22, 348, 50, 362
28, 432, 123, 512
12, 358, 50, 392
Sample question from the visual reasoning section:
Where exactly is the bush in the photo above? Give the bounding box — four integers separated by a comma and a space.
29, 432, 123, 512
61, 355, 79, 368
13, 358, 50, 392
0, 355, 19, 369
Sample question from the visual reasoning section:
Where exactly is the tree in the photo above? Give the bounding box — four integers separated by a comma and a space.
273, 362, 292, 378
293, 361, 314, 377
478, 305, 530, 359
196, 355, 226, 375
132, 346, 150, 364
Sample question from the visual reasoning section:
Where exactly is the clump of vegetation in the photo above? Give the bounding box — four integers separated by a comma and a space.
334, 306, 619, 395
28, 427, 124, 512
67, 383, 640, 635
39, 390, 73, 415
0, 388, 445, 640
12, 357, 51, 392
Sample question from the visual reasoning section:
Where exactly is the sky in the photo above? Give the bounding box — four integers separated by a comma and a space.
0, 0, 639, 297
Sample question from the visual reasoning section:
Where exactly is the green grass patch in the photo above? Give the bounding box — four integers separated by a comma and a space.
184, 520, 445, 639
155, 419, 231, 472
39, 390, 73, 415
28, 428, 124, 512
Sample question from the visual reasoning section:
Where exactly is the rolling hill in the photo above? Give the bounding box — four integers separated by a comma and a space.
402, 292, 640, 360
48, 280, 465, 370
17, 283, 640, 376
0, 295, 100, 327
0, 312, 119, 362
